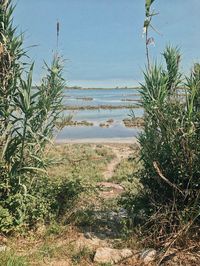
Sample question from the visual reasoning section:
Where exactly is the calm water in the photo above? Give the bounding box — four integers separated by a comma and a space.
57, 123, 141, 140
63, 108, 143, 123
58, 88, 143, 140
63, 88, 141, 107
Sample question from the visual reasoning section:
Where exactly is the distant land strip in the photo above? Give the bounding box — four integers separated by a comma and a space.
64, 86, 187, 90
65, 86, 140, 90
63, 104, 141, 110
32, 86, 187, 91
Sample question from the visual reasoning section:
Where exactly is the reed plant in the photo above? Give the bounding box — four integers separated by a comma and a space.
0, 0, 25, 148
121, 46, 200, 251
120, 1, 200, 252
0, 0, 80, 233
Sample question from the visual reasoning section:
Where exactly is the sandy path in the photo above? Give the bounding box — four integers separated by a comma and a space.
97, 144, 134, 199
103, 144, 133, 179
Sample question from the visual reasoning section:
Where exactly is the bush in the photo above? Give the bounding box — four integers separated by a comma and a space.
0, 0, 86, 234
0, 206, 13, 233
121, 46, 200, 247
0, 173, 85, 233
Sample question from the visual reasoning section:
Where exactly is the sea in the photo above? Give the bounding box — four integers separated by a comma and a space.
57, 88, 143, 140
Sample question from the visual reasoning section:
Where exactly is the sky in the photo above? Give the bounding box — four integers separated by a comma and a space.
14, 0, 200, 88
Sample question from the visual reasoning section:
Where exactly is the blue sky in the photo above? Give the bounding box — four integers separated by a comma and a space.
14, 0, 200, 87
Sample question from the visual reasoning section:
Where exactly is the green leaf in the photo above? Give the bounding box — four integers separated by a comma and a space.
145, 0, 155, 17
20, 166, 47, 173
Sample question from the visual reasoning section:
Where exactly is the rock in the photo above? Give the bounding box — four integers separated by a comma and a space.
0, 236, 7, 244
0, 245, 7, 252
98, 182, 124, 199
140, 248, 157, 264
84, 232, 93, 239
98, 182, 124, 191
93, 247, 133, 264
75, 235, 108, 251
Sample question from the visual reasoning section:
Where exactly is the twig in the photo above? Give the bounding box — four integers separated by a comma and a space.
153, 161, 184, 196
150, 24, 162, 36
157, 213, 200, 265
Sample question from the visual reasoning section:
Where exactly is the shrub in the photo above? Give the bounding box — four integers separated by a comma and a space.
121, 46, 200, 247
0, 0, 85, 234
0, 206, 13, 233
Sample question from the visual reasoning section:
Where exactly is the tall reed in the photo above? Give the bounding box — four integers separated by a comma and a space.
122, 46, 200, 249
0, 0, 66, 232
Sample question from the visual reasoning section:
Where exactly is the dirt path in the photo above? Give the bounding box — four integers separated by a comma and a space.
74, 145, 135, 264
97, 144, 134, 199
103, 144, 133, 180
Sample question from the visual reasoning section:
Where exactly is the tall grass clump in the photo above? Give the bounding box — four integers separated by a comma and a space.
121, 46, 200, 249
0, 0, 24, 145
121, 0, 200, 250
0, 0, 83, 234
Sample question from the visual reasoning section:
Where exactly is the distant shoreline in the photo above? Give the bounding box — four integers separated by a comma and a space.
56, 137, 138, 144
65, 87, 140, 90
63, 104, 141, 110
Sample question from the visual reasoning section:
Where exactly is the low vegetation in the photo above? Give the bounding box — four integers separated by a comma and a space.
0, 143, 137, 265
123, 117, 144, 128
57, 119, 94, 128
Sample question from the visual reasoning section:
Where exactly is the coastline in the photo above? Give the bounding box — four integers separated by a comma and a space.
65, 87, 140, 90
56, 136, 138, 144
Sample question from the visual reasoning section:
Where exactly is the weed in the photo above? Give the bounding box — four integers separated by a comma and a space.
71, 246, 94, 265
0, 251, 28, 266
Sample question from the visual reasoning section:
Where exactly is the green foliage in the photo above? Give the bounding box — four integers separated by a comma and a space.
33, 56, 65, 144
0, 0, 85, 234
145, 0, 155, 17
0, 251, 28, 266
45, 222, 62, 236
55, 114, 73, 129
0, 206, 13, 233
0, 0, 25, 139
163, 46, 182, 92
121, 46, 200, 247
72, 246, 94, 265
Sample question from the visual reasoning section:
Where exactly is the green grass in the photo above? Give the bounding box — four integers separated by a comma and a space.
108, 152, 141, 185
0, 251, 28, 266
0, 143, 140, 266
47, 144, 115, 182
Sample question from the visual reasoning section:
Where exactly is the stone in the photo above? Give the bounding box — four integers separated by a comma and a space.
75, 236, 107, 251
140, 248, 157, 264
0, 236, 7, 244
93, 247, 133, 264
0, 245, 7, 252
98, 182, 124, 191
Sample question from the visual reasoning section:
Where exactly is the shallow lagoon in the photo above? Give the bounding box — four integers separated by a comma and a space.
58, 88, 143, 140
57, 123, 141, 140
63, 88, 141, 107
63, 108, 143, 123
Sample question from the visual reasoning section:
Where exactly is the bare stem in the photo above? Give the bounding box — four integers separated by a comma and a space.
145, 30, 150, 70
